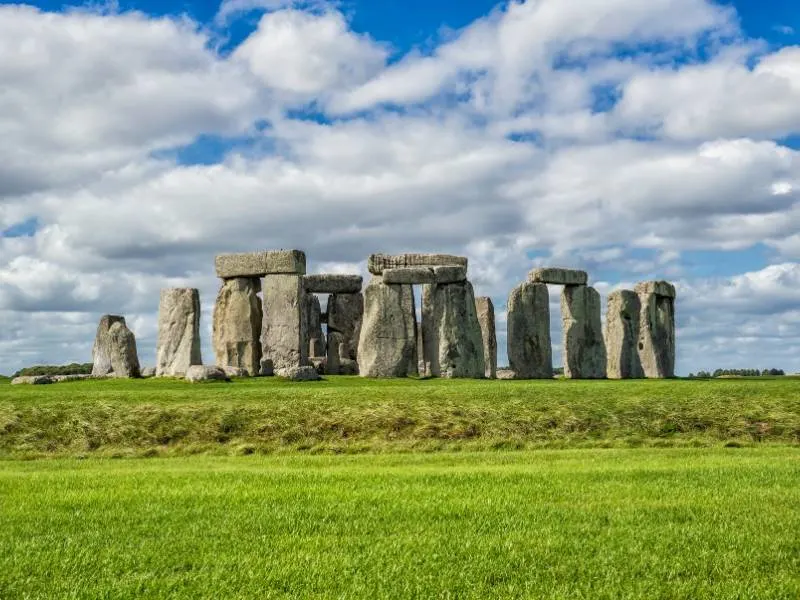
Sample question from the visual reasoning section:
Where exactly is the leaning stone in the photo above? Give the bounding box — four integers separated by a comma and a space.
368, 253, 468, 275
425, 281, 485, 378
605, 290, 644, 379
529, 268, 588, 286
634, 280, 676, 299
328, 293, 364, 362
185, 365, 230, 383
213, 278, 262, 376
215, 250, 306, 278
261, 274, 307, 373
561, 285, 607, 379
107, 321, 141, 378
433, 266, 468, 284
282, 365, 322, 381
496, 369, 517, 380
357, 280, 417, 377
303, 274, 362, 294
475, 297, 497, 379
11, 375, 55, 385
156, 288, 202, 377
382, 267, 435, 285
507, 282, 552, 379
637, 283, 676, 378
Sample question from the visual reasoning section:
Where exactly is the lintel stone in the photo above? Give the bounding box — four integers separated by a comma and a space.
303, 274, 362, 294
634, 280, 676, 299
528, 267, 588, 286
368, 253, 467, 275
215, 250, 306, 278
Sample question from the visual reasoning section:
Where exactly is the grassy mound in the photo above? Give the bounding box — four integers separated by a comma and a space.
1, 377, 799, 458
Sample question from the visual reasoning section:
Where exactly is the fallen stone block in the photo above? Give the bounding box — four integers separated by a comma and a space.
281, 365, 322, 381
529, 268, 588, 286
496, 369, 517, 380
368, 253, 468, 275
11, 375, 55, 385
382, 267, 435, 285
303, 274, 362, 294
185, 365, 230, 383
52, 374, 93, 382
215, 250, 306, 278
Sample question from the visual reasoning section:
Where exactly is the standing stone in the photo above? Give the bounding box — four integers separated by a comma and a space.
156, 288, 202, 377
561, 285, 607, 379
212, 278, 262, 376
636, 281, 676, 378
305, 293, 324, 358
328, 292, 364, 361
91, 315, 125, 376
507, 282, 552, 379
421, 284, 436, 375
475, 297, 497, 379
261, 274, 308, 375
424, 282, 485, 378
357, 280, 417, 377
327, 331, 344, 375
605, 290, 644, 379
92, 315, 140, 378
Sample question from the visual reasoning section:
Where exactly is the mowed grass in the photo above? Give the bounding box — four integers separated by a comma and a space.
1, 377, 800, 457
1, 448, 798, 599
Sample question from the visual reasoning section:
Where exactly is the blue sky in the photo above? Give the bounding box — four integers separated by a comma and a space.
1, 0, 800, 375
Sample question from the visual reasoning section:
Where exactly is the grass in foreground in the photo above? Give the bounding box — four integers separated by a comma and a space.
1, 377, 800, 457
1, 448, 798, 599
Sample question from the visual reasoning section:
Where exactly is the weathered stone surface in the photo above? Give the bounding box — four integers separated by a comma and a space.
304, 294, 324, 358
357, 281, 417, 377
156, 288, 202, 377
423, 281, 485, 378
107, 321, 141, 378
507, 282, 552, 379
561, 285, 607, 379
496, 369, 517, 380
635, 280, 676, 299
529, 268, 588, 286
605, 290, 644, 379
433, 266, 468, 284
91, 315, 126, 377
339, 358, 358, 375
637, 283, 676, 378
310, 357, 327, 374
261, 274, 307, 373
141, 366, 156, 378
303, 274, 362, 294
53, 374, 93, 382
326, 331, 344, 375
215, 250, 306, 278
222, 366, 248, 378
185, 365, 230, 383
283, 365, 321, 381
475, 297, 497, 379
11, 375, 55, 385
260, 359, 274, 377
382, 267, 435, 285
368, 253, 467, 275
328, 292, 364, 362
212, 278, 262, 376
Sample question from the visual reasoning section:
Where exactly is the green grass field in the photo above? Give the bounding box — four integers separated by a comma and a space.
1, 448, 798, 599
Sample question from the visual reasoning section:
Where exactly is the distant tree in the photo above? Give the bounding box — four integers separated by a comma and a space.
13, 363, 93, 377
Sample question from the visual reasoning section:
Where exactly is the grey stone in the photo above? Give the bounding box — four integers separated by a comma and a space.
91, 315, 126, 377
215, 250, 306, 278
52, 374, 93, 382
423, 281, 484, 378
310, 357, 327, 374
529, 268, 588, 286
635, 280, 676, 299
561, 285, 607, 379
328, 292, 364, 362
259, 359, 274, 377
11, 375, 55, 385
357, 280, 417, 377
507, 282, 552, 379
107, 321, 141, 378
303, 274, 362, 294
156, 288, 202, 377
637, 283, 676, 378
382, 267, 435, 285
222, 366, 248, 378
304, 294, 324, 358
496, 369, 517, 380
433, 266, 467, 284
282, 365, 322, 381
368, 253, 468, 275
261, 274, 307, 373
339, 358, 359, 375
326, 331, 344, 374
141, 366, 156, 378
185, 365, 230, 383
212, 278, 262, 376
605, 290, 644, 379
475, 297, 497, 379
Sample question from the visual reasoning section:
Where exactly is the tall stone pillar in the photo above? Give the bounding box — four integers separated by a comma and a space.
605, 290, 643, 379
561, 285, 607, 379
507, 282, 552, 378
357, 279, 417, 377
156, 288, 202, 377
475, 297, 497, 379
424, 281, 484, 378
261, 274, 308, 375
636, 281, 676, 378
212, 277, 262, 375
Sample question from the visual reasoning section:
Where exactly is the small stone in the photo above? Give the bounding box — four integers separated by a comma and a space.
11, 375, 55, 385
382, 267, 435, 285
141, 367, 156, 378
528, 268, 588, 286
215, 250, 306, 278
303, 274, 362, 294
259, 359, 275, 377
368, 253, 468, 275
496, 369, 517, 380
185, 365, 230, 383
281, 366, 322, 381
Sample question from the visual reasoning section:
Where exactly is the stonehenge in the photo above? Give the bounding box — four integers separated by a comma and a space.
635, 281, 676, 378
561, 285, 606, 379
212, 278, 262, 376
507, 282, 552, 379
605, 291, 644, 379
156, 288, 202, 377
91, 315, 141, 378
475, 297, 497, 379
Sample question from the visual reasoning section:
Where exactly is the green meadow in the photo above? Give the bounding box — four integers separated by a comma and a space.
1, 377, 798, 598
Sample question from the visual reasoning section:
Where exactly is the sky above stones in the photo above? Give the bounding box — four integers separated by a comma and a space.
1, 0, 799, 375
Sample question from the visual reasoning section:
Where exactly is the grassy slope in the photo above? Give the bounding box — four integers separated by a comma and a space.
1, 448, 798, 599
1, 377, 800, 457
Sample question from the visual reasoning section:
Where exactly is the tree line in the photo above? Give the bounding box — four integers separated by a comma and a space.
688, 368, 786, 378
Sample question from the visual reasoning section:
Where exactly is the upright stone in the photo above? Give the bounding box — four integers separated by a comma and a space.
605, 290, 644, 379
425, 282, 484, 378
475, 297, 497, 379
357, 280, 417, 377
507, 282, 552, 379
212, 277, 262, 376
328, 293, 364, 361
327, 331, 344, 375
305, 293, 324, 358
636, 281, 676, 378
561, 285, 607, 379
261, 274, 307, 375
156, 288, 202, 377
92, 315, 140, 378
91, 315, 125, 376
